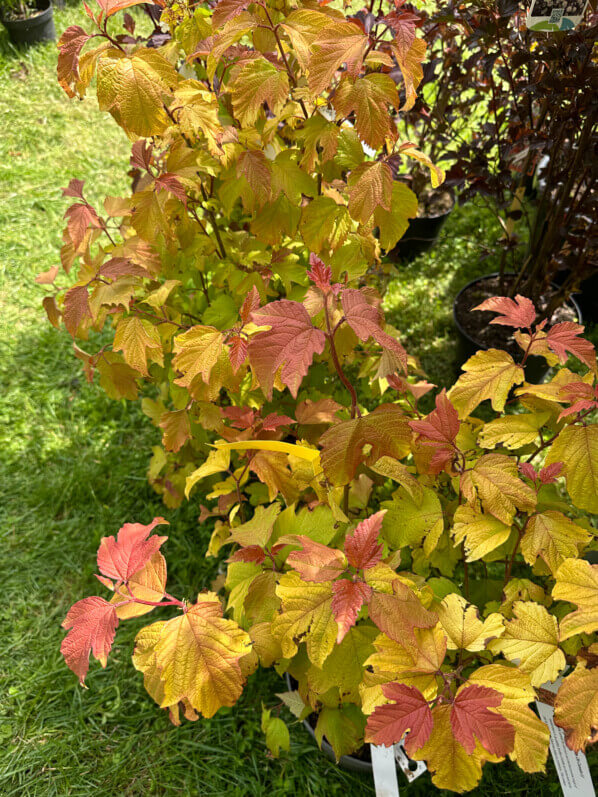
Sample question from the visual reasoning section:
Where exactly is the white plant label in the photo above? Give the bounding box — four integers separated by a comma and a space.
371, 744, 400, 797
536, 680, 595, 797
526, 0, 590, 30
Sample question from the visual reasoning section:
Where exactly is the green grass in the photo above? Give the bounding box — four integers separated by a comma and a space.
0, 6, 594, 795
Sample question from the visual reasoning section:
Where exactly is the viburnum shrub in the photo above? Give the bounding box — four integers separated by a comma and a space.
62, 287, 598, 792
43, 0, 443, 506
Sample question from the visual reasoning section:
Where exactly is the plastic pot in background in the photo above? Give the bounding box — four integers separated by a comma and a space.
388, 189, 455, 263
453, 272, 583, 383
2, 0, 55, 45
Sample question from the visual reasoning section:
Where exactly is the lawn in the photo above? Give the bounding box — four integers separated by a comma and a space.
0, 5, 594, 795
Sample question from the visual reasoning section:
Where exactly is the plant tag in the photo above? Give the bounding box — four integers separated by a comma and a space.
370, 744, 400, 797
536, 681, 595, 797
394, 742, 427, 782
526, 0, 590, 30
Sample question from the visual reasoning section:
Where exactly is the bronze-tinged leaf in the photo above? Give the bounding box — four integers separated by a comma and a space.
43, 295, 61, 329
308, 21, 368, 95
365, 683, 433, 756
369, 580, 437, 643
295, 398, 342, 425
237, 149, 272, 207
320, 405, 411, 486
111, 552, 167, 619
230, 58, 289, 126
249, 450, 299, 504
284, 536, 347, 583
57, 25, 91, 98
61, 596, 118, 684
554, 666, 598, 753
344, 510, 385, 571
347, 161, 393, 225
249, 300, 326, 399
333, 73, 400, 150
63, 285, 91, 338
159, 410, 191, 453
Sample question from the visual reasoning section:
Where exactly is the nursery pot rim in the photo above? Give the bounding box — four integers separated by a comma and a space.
452, 271, 583, 352
1, 0, 52, 23
400, 182, 457, 222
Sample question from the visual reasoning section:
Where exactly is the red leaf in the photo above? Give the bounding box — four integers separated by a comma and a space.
222, 406, 256, 429
97, 517, 169, 582
228, 546, 266, 564
558, 400, 597, 422
473, 294, 536, 329
61, 177, 86, 200
519, 462, 538, 482
61, 597, 118, 684
212, 0, 250, 28
63, 285, 91, 337
384, 11, 417, 59
64, 202, 102, 250
341, 288, 407, 372
261, 413, 294, 431
388, 374, 435, 400
284, 536, 346, 582
130, 140, 153, 172
155, 173, 187, 206
100, 257, 149, 279
96, 0, 151, 18
344, 510, 385, 570
295, 398, 342, 425
450, 685, 515, 757
307, 253, 332, 293
57, 27, 90, 98
249, 300, 326, 398
228, 335, 248, 373
365, 683, 433, 756
546, 322, 596, 371
331, 579, 372, 642
409, 389, 459, 446
539, 462, 563, 484
240, 285, 260, 325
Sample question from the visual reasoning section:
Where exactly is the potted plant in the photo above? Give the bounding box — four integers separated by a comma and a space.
444, 5, 597, 363
1, 0, 55, 45
60, 283, 598, 793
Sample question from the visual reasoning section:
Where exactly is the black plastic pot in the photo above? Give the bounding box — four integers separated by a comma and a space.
389, 190, 455, 263
284, 674, 371, 774
2, 0, 55, 45
552, 270, 598, 326
453, 273, 583, 383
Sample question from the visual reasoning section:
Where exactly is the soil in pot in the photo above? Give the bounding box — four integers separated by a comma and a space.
2, 0, 55, 45
453, 274, 581, 377
389, 187, 455, 263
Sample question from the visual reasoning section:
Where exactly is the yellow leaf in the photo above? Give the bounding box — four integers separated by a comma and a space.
438, 594, 504, 651
111, 552, 167, 619
469, 664, 549, 772
113, 315, 163, 376
213, 439, 321, 465
250, 450, 300, 504
546, 424, 598, 513
364, 625, 446, 701
299, 196, 352, 254
553, 558, 598, 640
399, 144, 444, 188
132, 621, 167, 705
159, 410, 191, 453
460, 454, 536, 525
554, 665, 598, 752
172, 325, 224, 388
478, 412, 550, 450
489, 602, 565, 686
448, 349, 524, 419
152, 597, 251, 718
271, 572, 337, 667
411, 704, 487, 792
308, 625, 377, 703
97, 48, 178, 138
185, 447, 230, 498
521, 511, 590, 575
226, 503, 281, 548
374, 181, 418, 251
452, 505, 512, 561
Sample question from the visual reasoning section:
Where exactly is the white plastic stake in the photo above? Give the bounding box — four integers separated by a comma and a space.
370, 744, 400, 797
